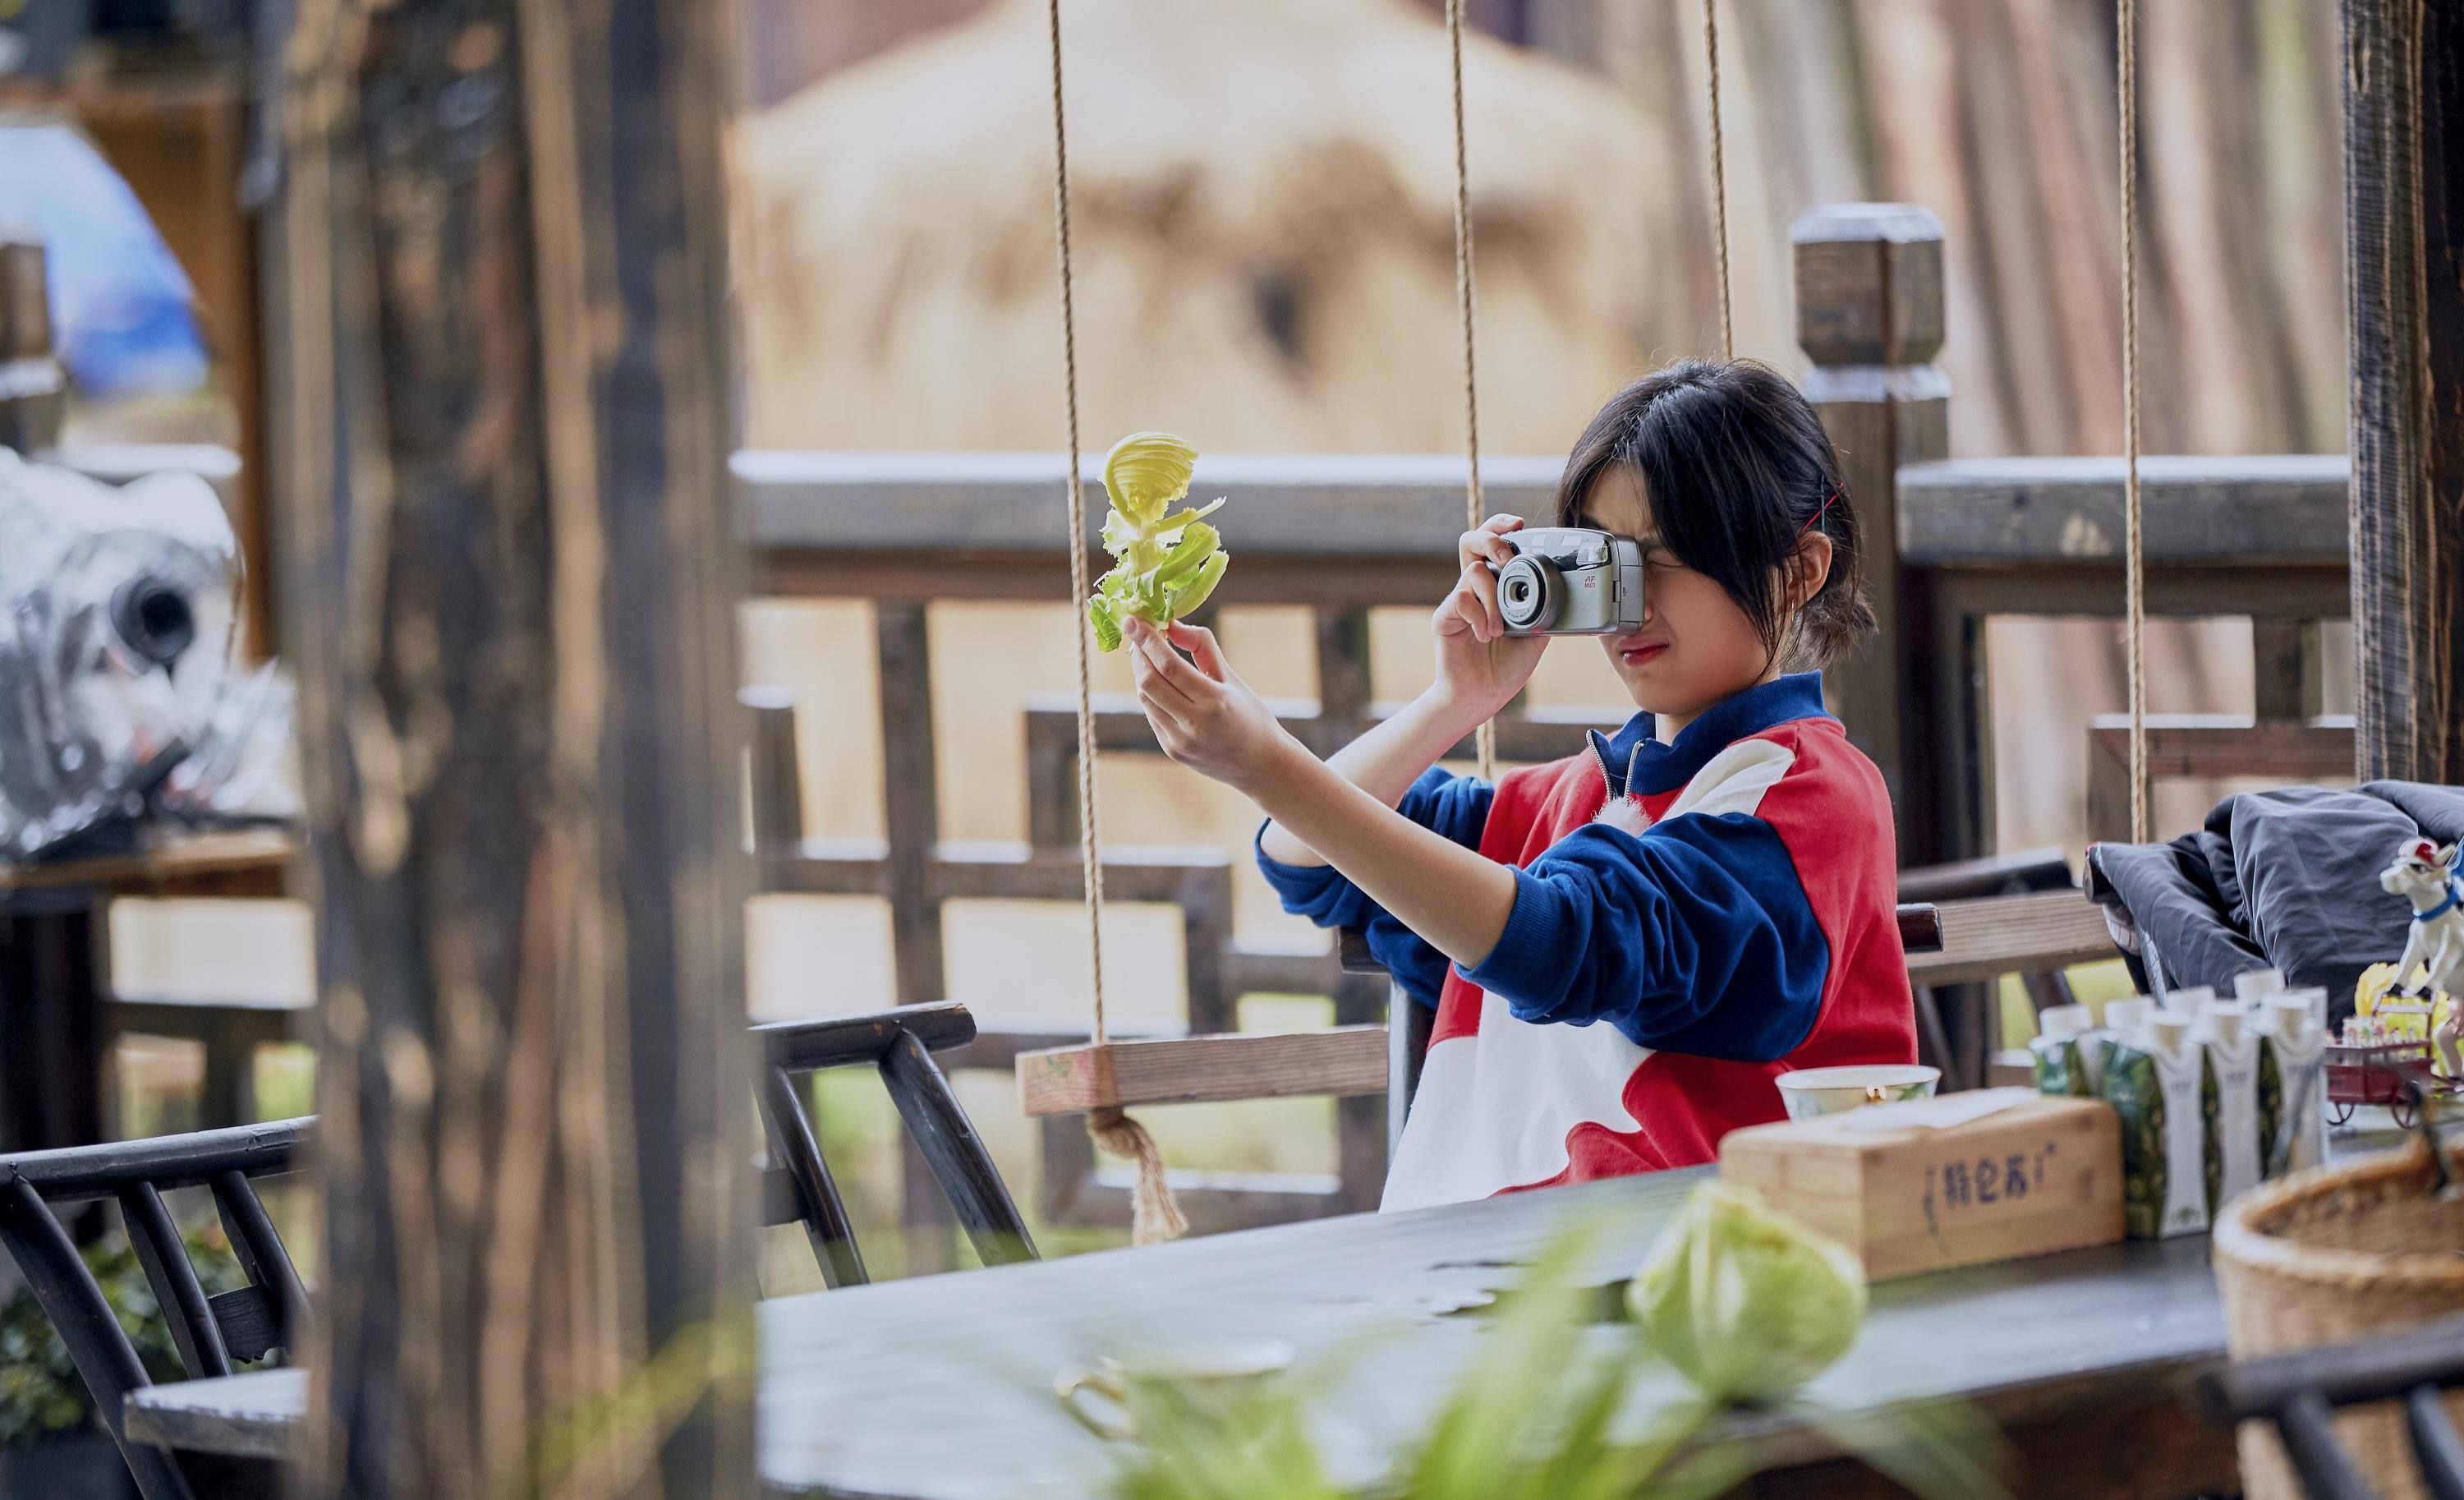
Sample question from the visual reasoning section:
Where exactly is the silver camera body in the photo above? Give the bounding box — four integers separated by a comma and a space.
1487, 527, 1648, 637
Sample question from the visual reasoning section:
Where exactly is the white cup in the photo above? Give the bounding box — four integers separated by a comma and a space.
1055, 1337, 1296, 1439
1774, 1064, 1941, 1120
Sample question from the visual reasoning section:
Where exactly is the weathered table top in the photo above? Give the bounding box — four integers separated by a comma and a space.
126, 1162, 2247, 1498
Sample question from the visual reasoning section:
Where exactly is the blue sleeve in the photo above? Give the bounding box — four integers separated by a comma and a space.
1254, 767, 1492, 1010
1458, 812, 1827, 1061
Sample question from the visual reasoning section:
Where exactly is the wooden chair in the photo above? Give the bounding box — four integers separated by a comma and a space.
752, 1001, 1036, 1288
2192, 1309, 2464, 1500
0, 1120, 310, 1500
1896, 848, 2103, 1088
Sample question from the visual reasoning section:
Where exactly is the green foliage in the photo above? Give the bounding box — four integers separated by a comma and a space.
0, 1226, 254, 1449
1105, 1185, 2014, 1500
1086, 432, 1230, 652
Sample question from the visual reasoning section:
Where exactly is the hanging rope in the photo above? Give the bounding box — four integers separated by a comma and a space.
1701, 0, 1734, 361
2116, 0, 2147, 844
1444, 0, 1496, 782
1044, 0, 1185, 1245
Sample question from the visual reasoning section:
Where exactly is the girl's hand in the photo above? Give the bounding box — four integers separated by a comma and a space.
1125, 617, 1303, 797
1432, 514, 1549, 726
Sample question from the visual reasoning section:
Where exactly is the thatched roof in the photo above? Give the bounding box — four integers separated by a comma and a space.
730, 0, 1662, 453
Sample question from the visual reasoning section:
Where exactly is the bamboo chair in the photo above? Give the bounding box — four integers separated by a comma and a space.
752, 1001, 1036, 1289
0, 1120, 310, 1500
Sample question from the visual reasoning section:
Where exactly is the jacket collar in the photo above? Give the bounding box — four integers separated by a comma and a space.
1587, 672, 1834, 799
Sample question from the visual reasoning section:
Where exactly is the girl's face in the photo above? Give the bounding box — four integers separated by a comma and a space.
1579, 466, 1819, 733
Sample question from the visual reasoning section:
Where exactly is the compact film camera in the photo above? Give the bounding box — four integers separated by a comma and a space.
1486, 528, 1648, 637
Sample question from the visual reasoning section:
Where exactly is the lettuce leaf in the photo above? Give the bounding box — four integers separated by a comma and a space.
1085, 431, 1230, 651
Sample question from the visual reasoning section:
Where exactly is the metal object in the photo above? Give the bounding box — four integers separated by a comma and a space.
0, 449, 293, 862
1487, 526, 1648, 636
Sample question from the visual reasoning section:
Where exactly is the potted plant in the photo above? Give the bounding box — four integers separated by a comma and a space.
0, 1227, 253, 1500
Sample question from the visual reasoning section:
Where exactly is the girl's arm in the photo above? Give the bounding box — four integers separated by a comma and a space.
1129, 616, 1521, 968
1254, 690, 1481, 867
1257, 515, 1545, 869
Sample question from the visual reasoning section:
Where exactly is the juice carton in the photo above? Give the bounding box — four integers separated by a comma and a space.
2259, 987, 2328, 1176
2098, 1004, 2209, 1238
2030, 1005, 2095, 1097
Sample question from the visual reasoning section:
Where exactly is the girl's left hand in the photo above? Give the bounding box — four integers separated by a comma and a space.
1124, 617, 1298, 796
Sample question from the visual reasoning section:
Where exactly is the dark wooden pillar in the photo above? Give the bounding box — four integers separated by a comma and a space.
266, 2, 756, 1497
0, 232, 67, 455
2342, 0, 2464, 784
1795, 205, 1954, 861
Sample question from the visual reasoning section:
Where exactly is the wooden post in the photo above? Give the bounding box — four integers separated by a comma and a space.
0, 232, 67, 455
266, 2, 755, 1497
2342, 0, 2464, 785
1795, 205, 1953, 862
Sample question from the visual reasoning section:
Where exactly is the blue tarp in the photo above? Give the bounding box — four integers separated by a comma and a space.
0, 120, 209, 398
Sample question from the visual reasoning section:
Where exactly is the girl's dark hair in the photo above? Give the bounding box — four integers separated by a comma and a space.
1553, 358, 1875, 667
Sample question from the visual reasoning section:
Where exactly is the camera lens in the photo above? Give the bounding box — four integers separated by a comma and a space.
111, 575, 195, 668
1496, 554, 1559, 632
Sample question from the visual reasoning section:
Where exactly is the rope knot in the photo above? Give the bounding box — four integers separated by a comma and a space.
1088, 1107, 1188, 1245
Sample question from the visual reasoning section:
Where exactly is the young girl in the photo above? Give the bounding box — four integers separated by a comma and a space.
1120, 359, 1916, 1212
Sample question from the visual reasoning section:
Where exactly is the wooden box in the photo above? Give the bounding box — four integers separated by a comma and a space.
1719, 1092, 2123, 1281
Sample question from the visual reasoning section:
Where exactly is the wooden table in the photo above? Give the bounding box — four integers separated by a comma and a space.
125, 1163, 2247, 1499
0, 829, 295, 1153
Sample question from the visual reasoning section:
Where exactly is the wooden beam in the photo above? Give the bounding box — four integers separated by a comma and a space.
2342, 0, 2464, 782
268, 0, 756, 1495
2083, 715, 2356, 844
1795, 204, 1951, 863
1896, 455, 2351, 566
736, 449, 1564, 559
1016, 1028, 1390, 1116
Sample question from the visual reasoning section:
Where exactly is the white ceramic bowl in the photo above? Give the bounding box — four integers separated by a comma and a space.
1773, 1064, 1942, 1120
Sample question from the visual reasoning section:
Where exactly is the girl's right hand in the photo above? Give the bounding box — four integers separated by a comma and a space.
1432, 514, 1549, 726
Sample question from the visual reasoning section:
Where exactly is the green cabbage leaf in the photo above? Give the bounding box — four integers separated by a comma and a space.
1627, 1180, 1869, 1403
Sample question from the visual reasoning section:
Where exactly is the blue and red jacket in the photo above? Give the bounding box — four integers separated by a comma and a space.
1258, 672, 1915, 1212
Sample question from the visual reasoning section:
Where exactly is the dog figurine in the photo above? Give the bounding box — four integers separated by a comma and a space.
2381, 838, 2464, 1074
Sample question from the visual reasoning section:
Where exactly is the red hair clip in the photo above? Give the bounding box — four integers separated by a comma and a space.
1800, 488, 1841, 536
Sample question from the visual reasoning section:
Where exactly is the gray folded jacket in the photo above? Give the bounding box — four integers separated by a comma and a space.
2088, 780, 2464, 1021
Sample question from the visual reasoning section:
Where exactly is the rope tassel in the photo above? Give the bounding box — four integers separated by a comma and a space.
1089, 1107, 1188, 1245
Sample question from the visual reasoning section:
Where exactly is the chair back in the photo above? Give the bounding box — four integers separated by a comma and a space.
0, 1119, 311, 1500
753, 1001, 1034, 1286
2194, 1309, 2464, 1500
